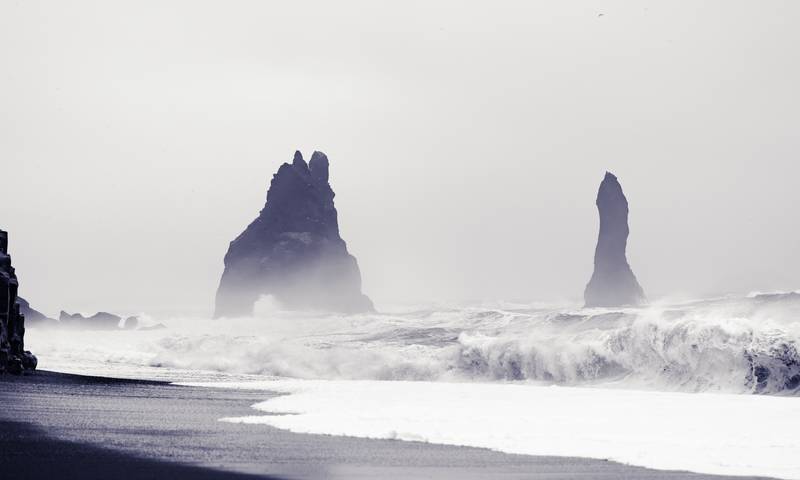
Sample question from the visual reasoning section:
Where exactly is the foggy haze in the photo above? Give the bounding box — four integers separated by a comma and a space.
2, 0, 799, 316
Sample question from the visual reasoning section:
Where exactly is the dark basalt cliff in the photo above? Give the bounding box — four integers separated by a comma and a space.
0, 230, 38, 374
584, 172, 646, 308
214, 151, 373, 317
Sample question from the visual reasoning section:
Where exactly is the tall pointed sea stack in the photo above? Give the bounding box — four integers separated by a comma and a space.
584, 172, 645, 308
214, 151, 373, 317
0, 230, 38, 374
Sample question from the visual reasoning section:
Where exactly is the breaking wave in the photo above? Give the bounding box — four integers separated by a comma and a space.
27, 292, 800, 394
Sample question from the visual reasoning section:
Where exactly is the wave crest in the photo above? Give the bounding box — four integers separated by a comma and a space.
27, 293, 800, 394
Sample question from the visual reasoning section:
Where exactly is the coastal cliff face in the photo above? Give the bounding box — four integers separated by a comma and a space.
214, 151, 373, 318
18, 297, 55, 326
0, 230, 38, 374
584, 172, 646, 308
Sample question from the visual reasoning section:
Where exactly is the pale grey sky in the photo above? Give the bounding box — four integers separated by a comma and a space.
2, 1, 799, 316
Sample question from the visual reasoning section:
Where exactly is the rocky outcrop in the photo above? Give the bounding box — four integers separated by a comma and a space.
59, 311, 123, 330
17, 297, 56, 326
215, 151, 373, 317
26, 307, 140, 331
584, 172, 646, 307
18, 305, 139, 331
0, 230, 38, 374
123, 316, 140, 330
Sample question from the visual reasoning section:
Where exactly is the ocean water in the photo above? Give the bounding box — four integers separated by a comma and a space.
30, 292, 800, 393
27, 291, 800, 478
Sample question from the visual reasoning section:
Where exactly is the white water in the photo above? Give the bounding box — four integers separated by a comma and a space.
26, 292, 800, 478
182, 378, 800, 479
29, 292, 800, 393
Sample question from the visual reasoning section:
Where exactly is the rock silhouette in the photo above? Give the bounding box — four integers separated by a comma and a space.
214, 151, 373, 317
17, 297, 56, 326
0, 230, 38, 374
584, 172, 645, 307
123, 316, 140, 330
59, 311, 123, 330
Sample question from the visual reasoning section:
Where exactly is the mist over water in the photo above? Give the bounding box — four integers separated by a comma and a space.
29, 292, 800, 395
3, 3, 800, 479
4, 2, 800, 316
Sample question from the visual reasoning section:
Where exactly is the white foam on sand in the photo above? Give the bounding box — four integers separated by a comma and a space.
181, 379, 800, 479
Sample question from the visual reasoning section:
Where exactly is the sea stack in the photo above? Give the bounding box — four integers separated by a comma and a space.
0, 230, 38, 374
214, 151, 373, 317
584, 172, 645, 308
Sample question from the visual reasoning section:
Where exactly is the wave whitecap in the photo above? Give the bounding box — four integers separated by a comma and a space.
28, 292, 800, 394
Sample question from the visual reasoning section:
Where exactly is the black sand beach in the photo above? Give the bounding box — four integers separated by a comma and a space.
0, 371, 772, 480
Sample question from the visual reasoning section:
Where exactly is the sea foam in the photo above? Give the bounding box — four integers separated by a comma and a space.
28, 293, 800, 478
180, 378, 800, 479
28, 292, 800, 393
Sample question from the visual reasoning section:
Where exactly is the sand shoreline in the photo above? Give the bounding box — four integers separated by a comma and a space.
0, 370, 773, 480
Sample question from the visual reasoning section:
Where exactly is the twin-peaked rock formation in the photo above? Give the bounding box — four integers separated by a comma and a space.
0, 230, 37, 374
584, 172, 646, 308
214, 151, 373, 317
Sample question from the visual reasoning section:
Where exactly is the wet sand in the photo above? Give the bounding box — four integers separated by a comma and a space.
0, 371, 773, 480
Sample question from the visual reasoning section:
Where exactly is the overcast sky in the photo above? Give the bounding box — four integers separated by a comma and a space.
2, 1, 799, 316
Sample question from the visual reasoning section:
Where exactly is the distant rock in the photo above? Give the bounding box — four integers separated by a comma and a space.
123, 316, 140, 330
17, 297, 56, 325
215, 150, 373, 317
42, 309, 146, 331
0, 229, 38, 374
584, 172, 645, 307
59, 311, 122, 330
